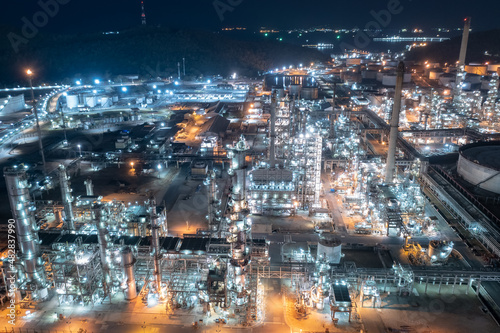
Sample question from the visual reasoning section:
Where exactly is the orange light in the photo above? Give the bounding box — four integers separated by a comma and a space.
26, 69, 33, 75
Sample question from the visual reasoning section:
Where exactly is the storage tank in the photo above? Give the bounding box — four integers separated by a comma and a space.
376, 71, 385, 82
301, 87, 318, 100
429, 70, 443, 80
457, 143, 500, 194
99, 96, 112, 108
465, 64, 488, 75
288, 84, 302, 97
487, 63, 500, 72
317, 236, 342, 264
382, 74, 397, 86
428, 240, 453, 264
85, 95, 97, 108
66, 94, 79, 109
438, 74, 456, 87
362, 70, 378, 79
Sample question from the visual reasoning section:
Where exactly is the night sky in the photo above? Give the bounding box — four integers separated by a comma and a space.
1, 0, 500, 34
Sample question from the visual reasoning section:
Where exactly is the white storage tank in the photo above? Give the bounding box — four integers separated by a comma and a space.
487, 63, 500, 72
85, 95, 97, 108
100, 96, 112, 108
66, 95, 79, 109
317, 236, 342, 264
428, 240, 453, 264
457, 144, 500, 194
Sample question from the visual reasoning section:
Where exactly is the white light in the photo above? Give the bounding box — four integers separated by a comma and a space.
94, 79, 100, 84
174, 81, 180, 86
76, 80, 81, 85
121, 87, 128, 92
207, 79, 211, 84
153, 85, 157, 89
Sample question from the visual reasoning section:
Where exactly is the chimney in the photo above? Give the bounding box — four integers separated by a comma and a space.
384, 61, 405, 183
458, 17, 471, 68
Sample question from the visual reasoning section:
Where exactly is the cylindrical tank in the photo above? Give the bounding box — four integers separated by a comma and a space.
428, 240, 453, 263
457, 144, 500, 194
121, 246, 137, 300
465, 65, 488, 76
288, 84, 302, 97
317, 236, 342, 264
85, 95, 97, 108
362, 70, 378, 79
66, 95, 79, 109
100, 96, 112, 108
301, 87, 318, 100
429, 70, 443, 80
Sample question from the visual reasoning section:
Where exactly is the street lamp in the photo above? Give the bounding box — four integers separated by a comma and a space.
26, 69, 46, 174
157, 163, 162, 178
77, 144, 81, 157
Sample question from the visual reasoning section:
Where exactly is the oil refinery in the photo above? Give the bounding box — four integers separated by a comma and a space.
1, 16, 500, 333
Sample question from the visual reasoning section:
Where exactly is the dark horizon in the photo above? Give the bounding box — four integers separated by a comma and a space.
1, 0, 500, 35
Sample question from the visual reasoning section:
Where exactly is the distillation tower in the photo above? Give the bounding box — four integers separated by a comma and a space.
4, 166, 49, 302
226, 135, 252, 309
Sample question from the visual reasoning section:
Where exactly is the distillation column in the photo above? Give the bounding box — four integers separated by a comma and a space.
4, 166, 48, 297
269, 91, 277, 167
384, 61, 405, 183
121, 246, 137, 300
95, 205, 111, 299
149, 197, 162, 296
205, 171, 221, 233
58, 165, 75, 231
84, 177, 94, 196
226, 136, 251, 306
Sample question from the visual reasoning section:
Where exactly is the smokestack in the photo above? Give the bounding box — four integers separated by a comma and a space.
59, 165, 75, 231
458, 17, 471, 68
384, 61, 405, 183
269, 91, 277, 167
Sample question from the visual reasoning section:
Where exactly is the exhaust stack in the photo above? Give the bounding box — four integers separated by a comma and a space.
384, 62, 405, 183
458, 17, 471, 68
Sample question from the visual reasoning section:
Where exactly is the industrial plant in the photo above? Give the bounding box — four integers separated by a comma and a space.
1, 12, 500, 333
